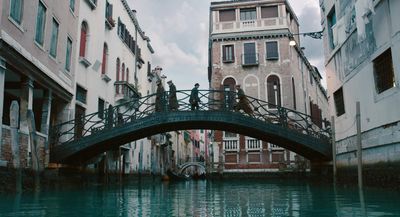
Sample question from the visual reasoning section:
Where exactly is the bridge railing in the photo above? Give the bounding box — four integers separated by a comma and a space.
50, 89, 331, 146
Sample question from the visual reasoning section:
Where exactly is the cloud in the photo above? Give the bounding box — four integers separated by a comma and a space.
129, 0, 326, 89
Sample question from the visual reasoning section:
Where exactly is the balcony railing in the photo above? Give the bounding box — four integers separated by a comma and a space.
269, 143, 284, 151
246, 138, 261, 151
223, 138, 239, 152
114, 81, 139, 101
241, 53, 259, 66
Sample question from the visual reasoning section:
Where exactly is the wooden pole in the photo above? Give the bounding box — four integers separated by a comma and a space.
356, 101, 363, 189
331, 116, 336, 183
10, 101, 21, 192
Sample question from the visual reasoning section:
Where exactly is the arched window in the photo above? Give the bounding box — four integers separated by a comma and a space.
116, 58, 120, 93
79, 22, 88, 57
126, 68, 129, 82
222, 77, 236, 111
121, 63, 125, 82
244, 75, 259, 98
267, 75, 281, 109
101, 43, 108, 74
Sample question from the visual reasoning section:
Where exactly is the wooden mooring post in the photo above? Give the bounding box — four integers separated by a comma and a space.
10, 101, 22, 192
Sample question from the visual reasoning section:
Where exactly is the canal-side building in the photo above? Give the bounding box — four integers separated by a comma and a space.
0, 0, 81, 168
208, 0, 329, 172
320, 0, 400, 182
72, 0, 155, 174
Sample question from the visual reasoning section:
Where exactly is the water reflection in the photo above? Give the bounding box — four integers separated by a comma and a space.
0, 179, 399, 216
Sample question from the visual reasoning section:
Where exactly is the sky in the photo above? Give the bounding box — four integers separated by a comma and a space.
129, 0, 325, 90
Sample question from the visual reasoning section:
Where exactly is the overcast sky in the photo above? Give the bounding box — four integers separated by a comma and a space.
129, 0, 325, 90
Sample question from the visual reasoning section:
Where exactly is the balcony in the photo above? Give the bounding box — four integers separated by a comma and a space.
212, 17, 286, 34
269, 143, 284, 151
241, 53, 259, 66
114, 81, 139, 102
246, 138, 261, 151
223, 138, 239, 152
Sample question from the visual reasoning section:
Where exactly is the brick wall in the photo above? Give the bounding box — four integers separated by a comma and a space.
0, 126, 46, 169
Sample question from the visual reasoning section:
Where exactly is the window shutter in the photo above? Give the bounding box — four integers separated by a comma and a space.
219, 9, 235, 22
261, 6, 278, 18
266, 42, 278, 60
79, 26, 87, 57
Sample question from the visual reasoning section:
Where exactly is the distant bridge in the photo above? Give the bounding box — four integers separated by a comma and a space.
49, 90, 331, 164
178, 162, 206, 174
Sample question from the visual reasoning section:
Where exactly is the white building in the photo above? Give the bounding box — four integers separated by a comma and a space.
74, 0, 155, 174
320, 0, 400, 179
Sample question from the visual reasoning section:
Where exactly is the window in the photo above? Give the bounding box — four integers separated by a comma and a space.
223, 131, 237, 138
327, 7, 336, 49
309, 71, 314, 85
76, 85, 87, 104
222, 45, 235, 63
98, 98, 105, 119
116, 58, 120, 93
292, 77, 296, 110
261, 6, 278, 18
126, 68, 129, 83
10, 0, 23, 24
374, 48, 395, 94
266, 41, 278, 60
35, 1, 46, 45
101, 43, 108, 74
333, 87, 345, 116
267, 75, 281, 108
69, 0, 75, 12
242, 42, 257, 65
49, 18, 59, 58
219, 9, 235, 22
240, 8, 256, 20
79, 22, 88, 57
121, 63, 125, 81
65, 37, 72, 71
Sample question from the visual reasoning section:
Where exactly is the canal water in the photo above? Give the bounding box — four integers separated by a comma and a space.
0, 179, 399, 217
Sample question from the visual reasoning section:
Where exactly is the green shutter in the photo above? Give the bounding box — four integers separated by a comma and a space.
10, 0, 23, 24
35, 2, 46, 45
50, 19, 59, 57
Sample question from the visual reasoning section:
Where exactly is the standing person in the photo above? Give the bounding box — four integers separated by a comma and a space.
234, 85, 253, 115
167, 80, 179, 111
189, 83, 200, 110
155, 80, 165, 112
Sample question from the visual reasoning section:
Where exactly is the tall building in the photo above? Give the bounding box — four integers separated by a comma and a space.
208, 0, 329, 172
74, 0, 155, 174
1, 0, 81, 167
320, 0, 400, 180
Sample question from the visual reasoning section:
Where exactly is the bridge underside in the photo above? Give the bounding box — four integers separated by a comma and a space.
50, 111, 332, 164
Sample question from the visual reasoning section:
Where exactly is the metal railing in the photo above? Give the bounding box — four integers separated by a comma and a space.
50, 89, 331, 146
241, 53, 259, 66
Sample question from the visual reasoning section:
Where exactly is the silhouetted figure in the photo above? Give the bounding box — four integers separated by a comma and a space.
167, 80, 179, 111
155, 80, 165, 112
234, 85, 253, 115
189, 83, 200, 110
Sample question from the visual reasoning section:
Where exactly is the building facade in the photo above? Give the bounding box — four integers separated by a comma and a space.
208, 0, 329, 172
0, 0, 81, 168
320, 0, 400, 180
74, 0, 155, 174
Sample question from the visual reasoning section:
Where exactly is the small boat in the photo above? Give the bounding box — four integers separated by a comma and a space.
166, 170, 190, 181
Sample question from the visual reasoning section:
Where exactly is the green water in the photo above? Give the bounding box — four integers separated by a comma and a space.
0, 179, 399, 217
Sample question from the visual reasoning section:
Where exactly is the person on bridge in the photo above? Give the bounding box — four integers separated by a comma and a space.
234, 84, 253, 115
155, 80, 166, 112
167, 80, 179, 111
189, 83, 200, 110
